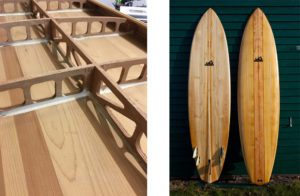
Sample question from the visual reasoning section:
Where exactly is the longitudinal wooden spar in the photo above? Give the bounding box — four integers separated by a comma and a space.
189, 8, 230, 183
238, 8, 279, 185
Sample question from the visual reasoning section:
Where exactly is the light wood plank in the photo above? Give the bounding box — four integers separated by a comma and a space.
0, 147, 5, 196
0, 117, 29, 196
0, 24, 63, 194
35, 98, 146, 196
0, 17, 30, 196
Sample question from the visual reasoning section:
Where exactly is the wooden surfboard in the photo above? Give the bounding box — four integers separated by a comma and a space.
238, 8, 280, 185
188, 8, 231, 183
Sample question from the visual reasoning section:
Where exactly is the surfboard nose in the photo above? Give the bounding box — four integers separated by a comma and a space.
253, 7, 263, 15
206, 8, 217, 16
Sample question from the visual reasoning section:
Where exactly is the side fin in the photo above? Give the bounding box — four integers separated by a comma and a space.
196, 156, 200, 166
193, 146, 198, 158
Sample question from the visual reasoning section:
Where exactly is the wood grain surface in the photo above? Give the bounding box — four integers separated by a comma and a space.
238, 8, 280, 185
188, 8, 230, 183
0, 39, 147, 195
0, 4, 147, 196
0, 99, 147, 196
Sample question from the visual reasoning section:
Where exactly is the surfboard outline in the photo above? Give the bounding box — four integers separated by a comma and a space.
188, 8, 231, 183
238, 8, 280, 185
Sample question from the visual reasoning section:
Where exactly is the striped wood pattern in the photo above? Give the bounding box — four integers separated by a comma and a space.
238, 8, 280, 185
0, 6, 147, 196
188, 8, 231, 183
170, 1, 300, 178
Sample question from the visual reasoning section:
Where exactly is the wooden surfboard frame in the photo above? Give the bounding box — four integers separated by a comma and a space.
0, 0, 147, 170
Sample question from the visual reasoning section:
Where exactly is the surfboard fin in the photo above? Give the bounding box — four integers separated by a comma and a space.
193, 146, 198, 158
221, 147, 224, 157
208, 159, 211, 175
219, 147, 224, 165
196, 156, 200, 166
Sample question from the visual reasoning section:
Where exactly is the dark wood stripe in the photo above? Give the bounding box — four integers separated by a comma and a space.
0, 148, 6, 196
14, 112, 63, 196
1, 47, 24, 79
1, 47, 26, 106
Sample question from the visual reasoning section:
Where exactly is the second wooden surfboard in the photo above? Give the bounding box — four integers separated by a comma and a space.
238, 8, 280, 185
189, 8, 231, 183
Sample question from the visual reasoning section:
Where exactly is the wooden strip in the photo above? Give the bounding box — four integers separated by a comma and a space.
209, 9, 214, 181
253, 8, 265, 184
1, 46, 26, 107
0, 117, 29, 196
14, 112, 63, 196
0, 36, 62, 194
206, 9, 212, 182
0, 16, 29, 196
209, 9, 213, 180
0, 28, 63, 193
0, 150, 6, 196
1, 47, 23, 80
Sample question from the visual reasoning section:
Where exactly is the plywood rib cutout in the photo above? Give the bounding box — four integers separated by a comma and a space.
189, 8, 230, 184
0, 0, 147, 195
238, 8, 279, 185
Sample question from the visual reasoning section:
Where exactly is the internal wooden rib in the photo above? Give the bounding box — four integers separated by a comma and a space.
0, 1, 147, 195
253, 9, 265, 183
46, 6, 146, 86
49, 9, 146, 81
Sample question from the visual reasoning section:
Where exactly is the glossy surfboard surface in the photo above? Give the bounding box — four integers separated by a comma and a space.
238, 8, 280, 185
188, 8, 231, 183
